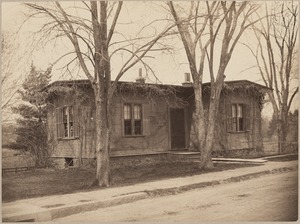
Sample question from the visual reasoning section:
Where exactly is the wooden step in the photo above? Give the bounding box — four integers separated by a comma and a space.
167, 151, 200, 161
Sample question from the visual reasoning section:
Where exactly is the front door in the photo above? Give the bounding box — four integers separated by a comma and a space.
170, 108, 186, 149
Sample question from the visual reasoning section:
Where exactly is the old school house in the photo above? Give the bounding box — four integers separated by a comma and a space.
45, 72, 270, 168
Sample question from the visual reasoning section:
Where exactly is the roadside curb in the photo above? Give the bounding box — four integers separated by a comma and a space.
50, 192, 148, 220
3, 192, 148, 222
3, 165, 297, 222
145, 166, 297, 198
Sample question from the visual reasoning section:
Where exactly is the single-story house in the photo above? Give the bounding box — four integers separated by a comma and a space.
44, 73, 270, 168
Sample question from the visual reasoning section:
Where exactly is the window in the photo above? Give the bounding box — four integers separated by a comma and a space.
63, 106, 74, 137
65, 157, 74, 167
56, 106, 79, 139
124, 104, 143, 136
227, 103, 250, 132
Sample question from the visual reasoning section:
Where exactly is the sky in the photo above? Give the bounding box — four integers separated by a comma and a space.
1, 1, 266, 84
1, 1, 299, 119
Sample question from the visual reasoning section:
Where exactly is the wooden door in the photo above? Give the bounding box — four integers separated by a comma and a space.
170, 108, 186, 149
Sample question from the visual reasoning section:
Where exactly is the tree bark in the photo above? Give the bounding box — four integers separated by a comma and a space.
199, 75, 225, 169
93, 85, 110, 187
90, 1, 112, 187
278, 109, 288, 153
190, 85, 205, 152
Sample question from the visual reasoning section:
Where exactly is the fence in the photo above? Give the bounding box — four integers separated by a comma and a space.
2, 166, 35, 175
281, 141, 298, 153
262, 140, 298, 154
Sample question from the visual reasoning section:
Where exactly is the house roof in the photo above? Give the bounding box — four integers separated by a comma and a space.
217, 80, 272, 91
44, 79, 272, 92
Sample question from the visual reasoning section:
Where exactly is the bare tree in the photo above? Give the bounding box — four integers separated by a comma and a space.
25, 2, 175, 186
168, 1, 260, 168
249, 1, 298, 153
1, 32, 26, 122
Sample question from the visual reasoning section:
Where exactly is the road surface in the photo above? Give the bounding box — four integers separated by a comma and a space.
57, 171, 298, 222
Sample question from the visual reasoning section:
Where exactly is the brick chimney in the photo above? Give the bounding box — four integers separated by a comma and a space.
182, 72, 192, 87
136, 68, 145, 84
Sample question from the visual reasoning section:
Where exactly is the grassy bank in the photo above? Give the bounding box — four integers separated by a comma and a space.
3, 162, 258, 203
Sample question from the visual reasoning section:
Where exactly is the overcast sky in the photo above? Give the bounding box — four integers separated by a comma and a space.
1, 1, 267, 84
1, 1, 298, 118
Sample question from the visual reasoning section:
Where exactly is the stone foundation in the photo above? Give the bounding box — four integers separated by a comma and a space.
212, 148, 264, 158
110, 154, 168, 169
52, 148, 266, 169
51, 153, 168, 169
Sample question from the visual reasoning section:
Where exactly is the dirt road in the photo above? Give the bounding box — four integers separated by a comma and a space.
57, 171, 298, 222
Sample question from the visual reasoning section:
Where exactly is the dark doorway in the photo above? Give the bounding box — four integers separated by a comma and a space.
170, 108, 186, 149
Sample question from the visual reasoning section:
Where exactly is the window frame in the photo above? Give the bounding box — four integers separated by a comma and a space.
228, 103, 249, 132
56, 105, 79, 140
63, 106, 74, 138
123, 103, 144, 137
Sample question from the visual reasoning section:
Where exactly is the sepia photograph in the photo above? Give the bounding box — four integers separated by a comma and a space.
1, 0, 298, 222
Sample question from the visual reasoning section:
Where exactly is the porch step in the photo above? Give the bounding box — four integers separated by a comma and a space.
167, 151, 200, 161
212, 158, 267, 164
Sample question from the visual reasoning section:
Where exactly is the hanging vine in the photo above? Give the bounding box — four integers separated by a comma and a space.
117, 82, 191, 107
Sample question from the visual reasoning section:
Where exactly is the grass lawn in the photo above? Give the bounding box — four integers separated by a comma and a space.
2, 161, 259, 203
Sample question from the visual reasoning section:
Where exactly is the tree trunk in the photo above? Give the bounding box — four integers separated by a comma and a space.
190, 82, 222, 169
189, 85, 206, 152
278, 110, 288, 153
199, 76, 225, 169
272, 97, 288, 154
90, 1, 112, 187
94, 86, 110, 187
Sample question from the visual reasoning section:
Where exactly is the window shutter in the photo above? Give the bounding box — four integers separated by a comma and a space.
81, 106, 92, 132
74, 105, 79, 137
225, 101, 232, 132
56, 107, 63, 138
244, 104, 251, 130
143, 104, 151, 136
220, 100, 227, 131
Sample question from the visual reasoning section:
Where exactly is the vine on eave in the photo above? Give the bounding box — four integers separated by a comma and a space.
221, 83, 268, 111
46, 84, 93, 106
117, 82, 191, 106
